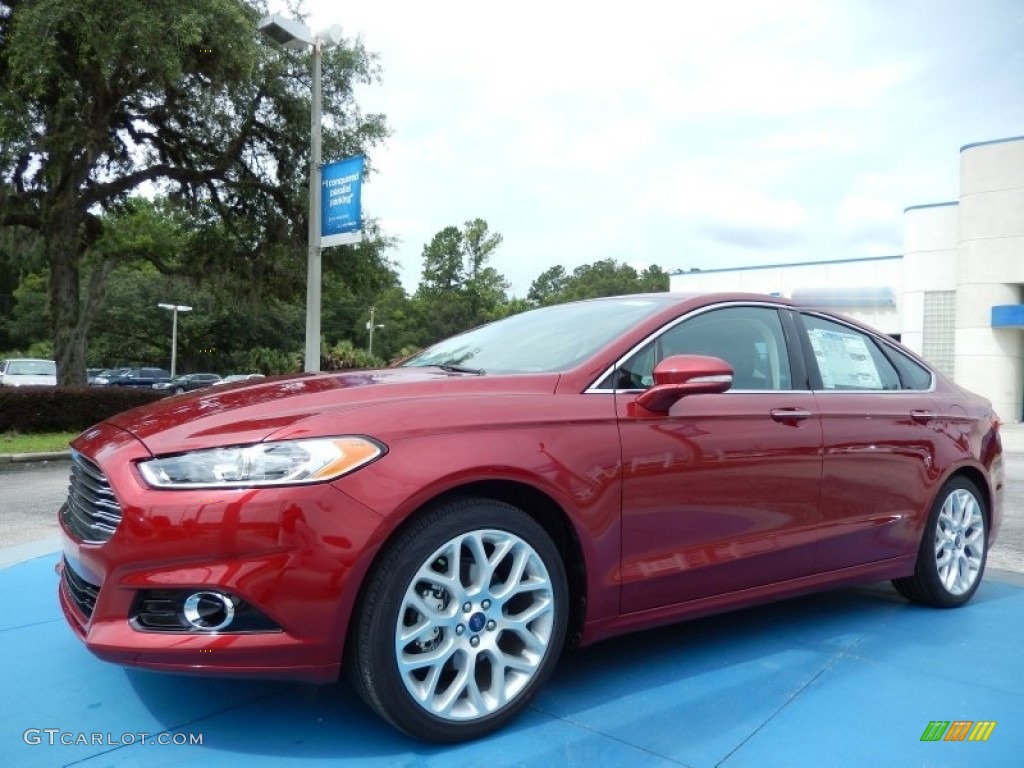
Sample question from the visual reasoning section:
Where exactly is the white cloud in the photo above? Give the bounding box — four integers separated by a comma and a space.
642, 176, 808, 239
277, 0, 1024, 295
840, 175, 903, 235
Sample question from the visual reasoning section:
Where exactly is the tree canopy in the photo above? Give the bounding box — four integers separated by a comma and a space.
527, 258, 670, 305
1, 205, 672, 372
0, 0, 671, 377
0, 0, 387, 383
413, 218, 511, 344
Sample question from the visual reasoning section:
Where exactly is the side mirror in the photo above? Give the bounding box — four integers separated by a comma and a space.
634, 355, 733, 413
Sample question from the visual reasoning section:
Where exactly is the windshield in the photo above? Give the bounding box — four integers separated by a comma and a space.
402, 297, 673, 373
7, 360, 56, 376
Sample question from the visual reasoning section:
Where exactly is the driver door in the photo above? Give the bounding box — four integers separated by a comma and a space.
613, 305, 824, 612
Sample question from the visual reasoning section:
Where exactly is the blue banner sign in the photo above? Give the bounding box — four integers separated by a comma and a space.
321, 155, 364, 247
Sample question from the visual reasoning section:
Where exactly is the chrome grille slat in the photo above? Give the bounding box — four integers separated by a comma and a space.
70, 477, 118, 508
62, 450, 123, 543
67, 496, 120, 525
62, 558, 100, 619
70, 465, 118, 503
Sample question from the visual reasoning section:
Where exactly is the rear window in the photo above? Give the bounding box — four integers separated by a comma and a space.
881, 345, 934, 390
5, 360, 56, 376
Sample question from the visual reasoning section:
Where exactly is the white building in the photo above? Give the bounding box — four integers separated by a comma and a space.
670, 135, 1024, 422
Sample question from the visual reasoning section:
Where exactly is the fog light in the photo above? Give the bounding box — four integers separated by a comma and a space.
132, 589, 280, 633
182, 591, 235, 631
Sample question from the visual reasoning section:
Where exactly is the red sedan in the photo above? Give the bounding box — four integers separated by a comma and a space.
58, 293, 1003, 742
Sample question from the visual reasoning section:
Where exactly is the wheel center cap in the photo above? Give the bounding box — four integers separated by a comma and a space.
955, 532, 964, 549
468, 612, 486, 633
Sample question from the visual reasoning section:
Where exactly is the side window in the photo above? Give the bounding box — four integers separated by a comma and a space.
606, 306, 793, 391
800, 314, 900, 391
883, 345, 934, 390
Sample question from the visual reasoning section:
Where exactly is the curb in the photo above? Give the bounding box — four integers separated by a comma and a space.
0, 451, 71, 463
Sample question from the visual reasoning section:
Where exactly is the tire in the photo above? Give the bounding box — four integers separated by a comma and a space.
172, 386, 184, 394
892, 477, 988, 608
347, 498, 568, 742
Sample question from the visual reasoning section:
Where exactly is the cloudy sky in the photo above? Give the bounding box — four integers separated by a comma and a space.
283, 0, 1024, 296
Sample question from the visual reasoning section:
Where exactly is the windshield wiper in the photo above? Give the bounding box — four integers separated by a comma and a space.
437, 364, 486, 375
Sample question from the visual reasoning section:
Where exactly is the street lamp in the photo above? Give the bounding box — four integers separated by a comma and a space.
258, 13, 343, 373
366, 306, 385, 357
158, 303, 192, 378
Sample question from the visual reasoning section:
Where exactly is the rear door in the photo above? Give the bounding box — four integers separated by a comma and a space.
611, 304, 825, 612
795, 311, 942, 570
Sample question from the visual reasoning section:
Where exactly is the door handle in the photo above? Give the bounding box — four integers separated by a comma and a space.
911, 410, 936, 424
770, 408, 812, 425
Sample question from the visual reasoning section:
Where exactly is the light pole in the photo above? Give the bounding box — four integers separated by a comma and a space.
158, 303, 192, 378
257, 13, 343, 373
366, 306, 385, 356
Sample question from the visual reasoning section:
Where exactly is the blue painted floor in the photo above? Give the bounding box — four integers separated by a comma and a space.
2, 552, 1021, 767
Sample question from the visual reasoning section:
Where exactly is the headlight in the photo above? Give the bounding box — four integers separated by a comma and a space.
137, 437, 385, 489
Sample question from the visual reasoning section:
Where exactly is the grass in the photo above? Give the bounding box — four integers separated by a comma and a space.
0, 431, 79, 454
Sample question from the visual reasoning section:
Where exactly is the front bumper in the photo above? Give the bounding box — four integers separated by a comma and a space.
58, 425, 386, 683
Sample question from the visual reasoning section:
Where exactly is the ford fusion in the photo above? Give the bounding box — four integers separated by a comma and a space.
58, 293, 1003, 742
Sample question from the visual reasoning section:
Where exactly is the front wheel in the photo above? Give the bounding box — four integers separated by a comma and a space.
893, 477, 988, 607
347, 498, 568, 742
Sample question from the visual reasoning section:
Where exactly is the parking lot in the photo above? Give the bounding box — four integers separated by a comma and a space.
2, 437, 1022, 766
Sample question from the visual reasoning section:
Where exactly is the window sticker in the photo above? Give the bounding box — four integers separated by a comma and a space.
807, 328, 882, 389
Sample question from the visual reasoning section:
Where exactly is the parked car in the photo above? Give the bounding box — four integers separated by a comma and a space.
101, 367, 171, 388
0, 358, 57, 386
154, 373, 222, 394
212, 373, 266, 386
57, 293, 1003, 742
89, 368, 129, 386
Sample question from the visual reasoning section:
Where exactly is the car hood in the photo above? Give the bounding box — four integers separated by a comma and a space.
105, 367, 561, 455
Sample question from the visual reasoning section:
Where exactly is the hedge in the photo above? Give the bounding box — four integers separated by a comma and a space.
0, 387, 165, 434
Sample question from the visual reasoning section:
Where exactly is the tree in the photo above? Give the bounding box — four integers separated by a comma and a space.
527, 265, 568, 306
87, 263, 187, 367
369, 284, 423, 361
5, 272, 51, 351
0, 197, 409, 373
0, 0, 388, 384
320, 220, 405, 360
414, 219, 510, 342
524, 258, 670, 306
638, 264, 670, 292
0, 225, 46, 350
561, 259, 643, 300
461, 218, 506, 322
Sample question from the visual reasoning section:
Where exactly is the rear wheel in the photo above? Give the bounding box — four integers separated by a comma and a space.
893, 477, 987, 607
348, 498, 568, 742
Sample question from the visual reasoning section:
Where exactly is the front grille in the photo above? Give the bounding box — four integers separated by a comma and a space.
61, 450, 122, 543
62, 558, 100, 620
